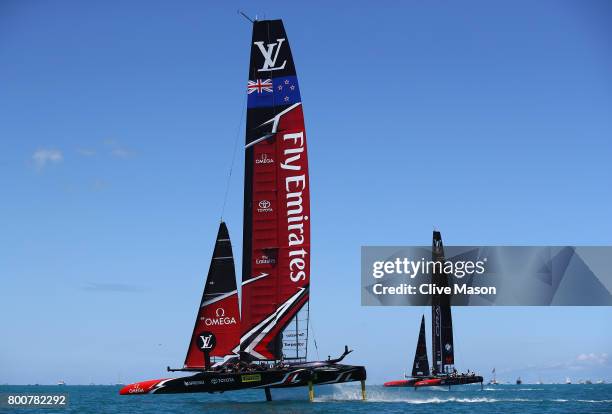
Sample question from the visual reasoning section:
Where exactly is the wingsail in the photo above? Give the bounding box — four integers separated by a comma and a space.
240, 19, 310, 361
431, 231, 455, 373
184, 222, 241, 368
412, 315, 430, 377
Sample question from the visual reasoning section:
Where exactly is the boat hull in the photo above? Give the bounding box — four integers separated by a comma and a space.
384, 375, 483, 388
120, 363, 366, 395
433, 375, 483, 387
383, 379, 420, 387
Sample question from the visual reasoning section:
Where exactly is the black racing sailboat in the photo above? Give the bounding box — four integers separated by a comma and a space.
120, 18, 366, 401
384, 231, 483, 388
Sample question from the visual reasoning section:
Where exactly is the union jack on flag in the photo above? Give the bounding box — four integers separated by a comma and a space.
247, 79, 273, 94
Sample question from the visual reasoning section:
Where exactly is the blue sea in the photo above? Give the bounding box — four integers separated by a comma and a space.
1, 384, 610, 414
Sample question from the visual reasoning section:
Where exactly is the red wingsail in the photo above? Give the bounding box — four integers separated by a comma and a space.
184, 222, 240, 368
240, 20, 310, 361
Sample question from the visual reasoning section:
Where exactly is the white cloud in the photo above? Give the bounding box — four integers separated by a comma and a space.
576, 353, 609, 365
32, 148, 63, 170
528, 353, 610, 373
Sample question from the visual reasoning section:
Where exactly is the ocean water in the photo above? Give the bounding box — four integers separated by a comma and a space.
1, 384, 610, 414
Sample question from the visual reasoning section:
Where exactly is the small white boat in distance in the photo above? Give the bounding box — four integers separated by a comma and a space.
489, 368, 498, 384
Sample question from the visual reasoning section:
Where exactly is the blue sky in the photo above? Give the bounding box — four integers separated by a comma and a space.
0, 0, 611, 385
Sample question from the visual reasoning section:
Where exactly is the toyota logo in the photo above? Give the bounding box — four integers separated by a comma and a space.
258, 200, 271, 208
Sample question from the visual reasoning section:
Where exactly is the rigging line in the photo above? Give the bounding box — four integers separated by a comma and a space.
237, 10, 255, 23
308, 313, 320, 361
220, 99, 246, 221
304, 300, 310, 360
454, 308, 462, 369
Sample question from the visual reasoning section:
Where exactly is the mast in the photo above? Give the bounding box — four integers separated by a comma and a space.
431, 231, 455, 374
412, 315, 430, 377
184, 222, 241, 369
240, 19, 310, 362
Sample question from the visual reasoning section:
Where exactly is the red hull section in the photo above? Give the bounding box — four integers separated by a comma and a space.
119, 379, 169, 395
415, 378, 442, 387
384, 379, 415, 387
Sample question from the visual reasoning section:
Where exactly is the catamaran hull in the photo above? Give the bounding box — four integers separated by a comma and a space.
384, 379, 420, 387
384, 375, 483, 388
417, 375, 483, 387
119, 364, 366, 395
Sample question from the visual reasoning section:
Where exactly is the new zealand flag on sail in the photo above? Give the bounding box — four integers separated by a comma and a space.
247, 75, 301, 109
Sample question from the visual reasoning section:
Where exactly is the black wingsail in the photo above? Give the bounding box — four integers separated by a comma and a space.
412, 315, 430, 377
431, 231, 455, 374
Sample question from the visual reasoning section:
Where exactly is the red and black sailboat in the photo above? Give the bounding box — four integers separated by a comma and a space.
384, 231, 483, 389
120, 18, 366, 401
